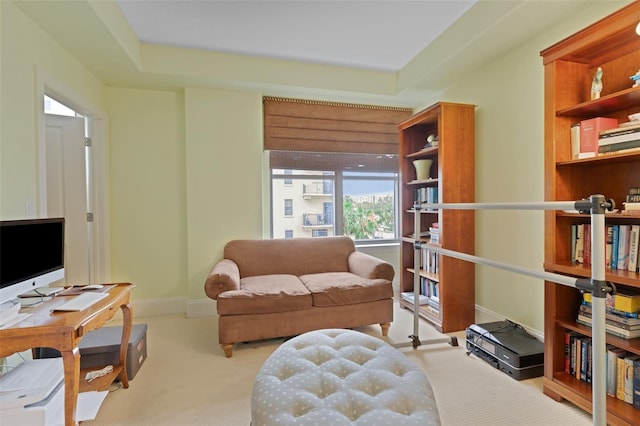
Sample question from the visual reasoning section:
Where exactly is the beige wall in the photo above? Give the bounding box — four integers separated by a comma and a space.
105, 88, 187, 300
421, 1, 625, 332
1, 1, 106, 219
183, 88, 263, 301
0, 0, 627, 332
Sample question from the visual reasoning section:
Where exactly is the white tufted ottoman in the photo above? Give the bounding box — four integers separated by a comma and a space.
251, 329, 440, 425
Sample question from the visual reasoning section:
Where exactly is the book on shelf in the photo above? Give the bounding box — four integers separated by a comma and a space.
606, 225, 614, 269
578, 310, 640, 330
581, 300, 639, 319
629, 224, 640, 272
600, 123, 640, 137
565, 331, 579, 374
580, 303, 640, 325
608, 346, 627, 397
584, 223, 591, 265
624, 202, 640, 211
421, 248, 439, 275
583, 290, 640, 315
573, 224, 584, 263
580, 117, 618, 155
575, 335, 583, 380
400, 291, 429, 306
599, 139, 640, 153
627, 189, 640, 203
618, 353, 627, 400
617, 224, 631, 270
634, 356, 640, 409
612, 224, 620, 270
625, 354, 640, 404
615, 289, 640, 314
580, 338, 591, 382
599, 125, 640, 144
577, 315, 640, 339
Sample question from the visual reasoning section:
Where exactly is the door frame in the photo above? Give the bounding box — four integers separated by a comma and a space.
34, 66, 111, 284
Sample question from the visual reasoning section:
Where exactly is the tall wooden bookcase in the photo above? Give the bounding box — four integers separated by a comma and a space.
397, 102, 475, 333
541, 3, 640, 424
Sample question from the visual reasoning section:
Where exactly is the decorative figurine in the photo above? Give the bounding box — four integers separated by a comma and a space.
424, 134, 439, 149
591, 67, 603, 100
630, 69, 640, 88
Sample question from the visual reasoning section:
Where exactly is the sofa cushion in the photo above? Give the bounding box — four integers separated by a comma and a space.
224, 237, 355, 278
217, 274, 312, 315
299, 272, 393, 307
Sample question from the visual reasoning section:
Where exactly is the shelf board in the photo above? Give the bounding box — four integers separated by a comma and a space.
547, 371, 640, 424
406, 178, 438, 186
79, 365, 124, 392
544, 261, 640, 287
556, 87, 640, 118
407, 267, 439, 282
556, 150, 640, 166
557, 318, 640, 354
399, 297, 441, 328
555, 211, 640, 219
405, 146, 438, 159
405, 209, 439, 214
401, 236, 441, 247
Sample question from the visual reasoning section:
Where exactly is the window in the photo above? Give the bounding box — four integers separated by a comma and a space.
284, 199, 293, 216
270, 151, 398, 243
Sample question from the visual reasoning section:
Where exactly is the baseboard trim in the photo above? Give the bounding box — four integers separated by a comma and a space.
128, 297, 216, 319
130, 297, 186, 318
475, 304, 544, 341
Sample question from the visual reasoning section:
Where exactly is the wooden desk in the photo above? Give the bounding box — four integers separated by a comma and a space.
0, 282, 134, 426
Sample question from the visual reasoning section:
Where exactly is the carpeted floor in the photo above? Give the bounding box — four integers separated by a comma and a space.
83, 302, 592, 426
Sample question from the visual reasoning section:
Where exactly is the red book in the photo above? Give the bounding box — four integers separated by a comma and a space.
580, 117, 618, 155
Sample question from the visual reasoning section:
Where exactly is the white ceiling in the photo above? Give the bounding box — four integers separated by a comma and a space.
13, 0, 616, 105
115, 0, 477, 72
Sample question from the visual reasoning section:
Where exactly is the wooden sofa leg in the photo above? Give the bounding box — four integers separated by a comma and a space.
221, 343, 234, 358
380, 323, 390, 336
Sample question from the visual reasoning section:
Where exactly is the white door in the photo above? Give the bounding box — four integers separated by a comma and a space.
45, 114, 90, 285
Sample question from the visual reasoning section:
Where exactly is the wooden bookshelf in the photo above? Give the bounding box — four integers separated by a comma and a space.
397, 102, 475, 333
541, 3, 640, 424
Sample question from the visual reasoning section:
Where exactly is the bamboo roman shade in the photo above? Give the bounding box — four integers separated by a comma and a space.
263, 97, 412, 154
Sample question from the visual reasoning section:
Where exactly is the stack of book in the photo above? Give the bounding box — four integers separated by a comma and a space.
579, 290, 640, 339
598, 123, 640, 154
429, 223, 439, 244
623, 187, 640, 213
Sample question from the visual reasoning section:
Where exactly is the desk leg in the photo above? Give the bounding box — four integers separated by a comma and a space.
119, 303, 133, 389
61, 347, 81, 426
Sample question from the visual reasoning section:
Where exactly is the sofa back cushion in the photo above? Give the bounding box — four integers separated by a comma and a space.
224, 236, 355, 278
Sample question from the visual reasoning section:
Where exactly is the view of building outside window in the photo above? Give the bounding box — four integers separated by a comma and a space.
271, 168, 398, 241
343, 172, 396, 240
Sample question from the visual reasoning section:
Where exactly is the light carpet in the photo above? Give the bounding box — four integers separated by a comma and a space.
83, 302, 592, 426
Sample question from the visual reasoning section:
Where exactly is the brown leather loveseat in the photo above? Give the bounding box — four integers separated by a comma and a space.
204, 236, 395, 357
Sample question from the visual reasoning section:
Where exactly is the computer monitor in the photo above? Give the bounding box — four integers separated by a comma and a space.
0, 218, 65, 304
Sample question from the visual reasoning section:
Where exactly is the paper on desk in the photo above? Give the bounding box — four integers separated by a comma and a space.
77, 391, 108, 421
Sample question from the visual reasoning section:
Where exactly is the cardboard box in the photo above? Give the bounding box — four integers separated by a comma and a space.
580, 117, 618, 155
36, 323, 147, 380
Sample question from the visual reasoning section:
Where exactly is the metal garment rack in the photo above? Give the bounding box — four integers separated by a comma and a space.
391, 194, 613, 426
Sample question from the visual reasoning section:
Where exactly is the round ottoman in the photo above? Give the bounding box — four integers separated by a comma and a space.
251, 329, 440, 425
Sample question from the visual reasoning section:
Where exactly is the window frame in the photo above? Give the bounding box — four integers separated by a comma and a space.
269, 155, 399, 244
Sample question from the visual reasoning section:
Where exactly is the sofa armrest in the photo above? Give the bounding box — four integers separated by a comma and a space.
204, 259, 240, 300
348, 251, 395, 282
